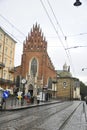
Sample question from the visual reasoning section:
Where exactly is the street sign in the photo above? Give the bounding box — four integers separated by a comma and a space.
3, 90, 9, 99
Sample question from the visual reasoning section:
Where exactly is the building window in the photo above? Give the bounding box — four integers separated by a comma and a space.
0, 69, 1, 77
0, 33, 2, 40
10, 50, 12, 57
9, 60, 12, 67
5, 38, 8, 44
0, 45, 2, 52
11, 42, 13, 48
63, 82, 67, 88
0, 55, 1, 62
5, 47, 8, 54
48, 77, 52, 89
8, 74, 11, 80
30, 58, 37, 76
4, 58, 7, 65
3, 70, 6, 79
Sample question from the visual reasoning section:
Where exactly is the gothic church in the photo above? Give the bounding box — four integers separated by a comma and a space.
15, 23, 57, 99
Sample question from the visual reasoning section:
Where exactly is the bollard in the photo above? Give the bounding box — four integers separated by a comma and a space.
14, 97, 17, 106
83, 102, 87, 122
83, 102, 85, 113
11, 96, 13, 106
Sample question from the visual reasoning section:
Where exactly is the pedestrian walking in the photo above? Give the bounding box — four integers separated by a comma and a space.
37, 95, 40, 104
26, 91, 31, 103
85, 96, 87, 104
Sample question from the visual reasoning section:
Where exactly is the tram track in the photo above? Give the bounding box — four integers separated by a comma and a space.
0, 102, 72, 125
0, 101, 81, 130
58, 102, 82, 130
0, 101, 71, 115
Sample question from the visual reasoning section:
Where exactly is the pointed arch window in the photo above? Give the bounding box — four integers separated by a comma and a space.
48, 77, 52, 89
31, 58, 37, 77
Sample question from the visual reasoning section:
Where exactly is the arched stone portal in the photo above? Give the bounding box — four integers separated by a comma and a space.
28, 84, 33, 96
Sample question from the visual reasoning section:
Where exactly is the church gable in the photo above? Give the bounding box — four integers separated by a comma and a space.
47, 54, 55, 70
23, 23, 47, 52
20, 23, 56, 83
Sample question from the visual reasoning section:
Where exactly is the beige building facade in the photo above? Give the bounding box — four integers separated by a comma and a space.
0, 27, 16, 90
57, 77, 80, 100
56, 63, 81, 100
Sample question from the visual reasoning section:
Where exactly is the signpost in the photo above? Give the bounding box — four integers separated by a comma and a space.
21, 79, 26, 84
21, 78, 26, 105
3, 90, 9, 99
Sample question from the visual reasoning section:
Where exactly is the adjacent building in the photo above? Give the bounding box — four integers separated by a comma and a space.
56, 63, 81, 100
0, 27, 16, 90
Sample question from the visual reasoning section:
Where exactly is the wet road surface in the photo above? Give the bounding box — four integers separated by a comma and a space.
0, 101, 85, 130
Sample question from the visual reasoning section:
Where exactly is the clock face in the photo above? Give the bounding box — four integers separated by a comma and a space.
22, 79, 26, 84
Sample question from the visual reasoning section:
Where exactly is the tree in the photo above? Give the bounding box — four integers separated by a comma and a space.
80, 81, 87, 100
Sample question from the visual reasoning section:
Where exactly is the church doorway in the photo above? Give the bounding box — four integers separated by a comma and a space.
28, 84, 33, 96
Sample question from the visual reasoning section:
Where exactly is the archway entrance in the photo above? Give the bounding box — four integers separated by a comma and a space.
28, 84, 33, 96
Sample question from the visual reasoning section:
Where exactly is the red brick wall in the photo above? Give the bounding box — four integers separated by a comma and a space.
15, 24, 57, 87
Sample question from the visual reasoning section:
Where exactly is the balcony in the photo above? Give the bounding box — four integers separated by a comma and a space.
9, 67, 16, 73
6, 79, 15, 85
0, 78, 15, 85
0, 62, 5, 69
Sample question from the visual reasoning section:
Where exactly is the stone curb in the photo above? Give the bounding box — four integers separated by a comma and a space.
3, 101, 61, 111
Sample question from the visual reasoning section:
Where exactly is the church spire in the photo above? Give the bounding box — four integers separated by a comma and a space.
63, 62, 67, 71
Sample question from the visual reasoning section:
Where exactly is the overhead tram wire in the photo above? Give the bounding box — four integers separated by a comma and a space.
40, 0, 75, 74
40, 0, 66, 50
47, 0, 66, 39
0, 14, 26, 37
40, 0, 70, 60
0, 26, 23, 44
0, 14, 27, 45
46, 0, 75, 74
67, 32, 87, 37
65, 45, 87, 50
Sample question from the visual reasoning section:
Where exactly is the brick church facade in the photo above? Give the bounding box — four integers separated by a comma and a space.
15, 23, 57, 99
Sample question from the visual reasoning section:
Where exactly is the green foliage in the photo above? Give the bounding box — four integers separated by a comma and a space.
80, 81, 87, 100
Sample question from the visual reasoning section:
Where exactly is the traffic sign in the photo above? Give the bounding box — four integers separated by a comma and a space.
3, 90, 9, 99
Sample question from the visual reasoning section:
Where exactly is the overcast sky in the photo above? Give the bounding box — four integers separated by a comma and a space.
0, 0, 87, 84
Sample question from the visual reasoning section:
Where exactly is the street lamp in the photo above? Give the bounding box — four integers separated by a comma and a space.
82, 68, 87, 71
73, 0, 82, 6
21, 78, 26, 95
21, 78, 26, 105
